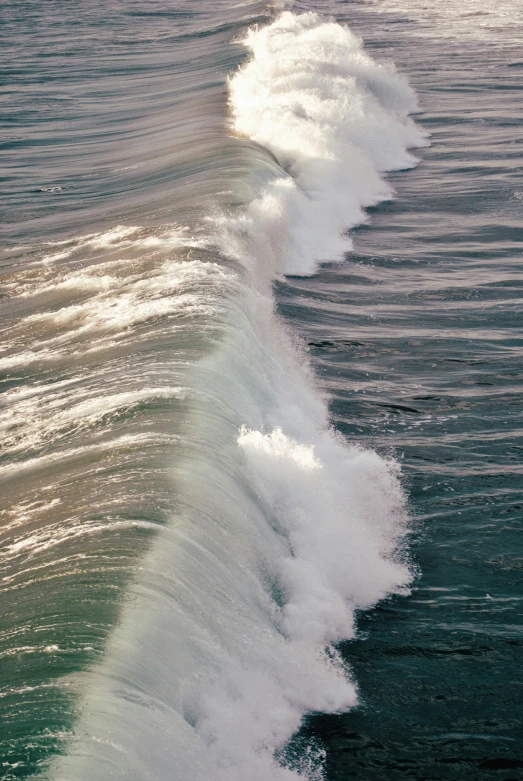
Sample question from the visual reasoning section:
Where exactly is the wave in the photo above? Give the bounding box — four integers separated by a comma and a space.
43, 9, 423, 781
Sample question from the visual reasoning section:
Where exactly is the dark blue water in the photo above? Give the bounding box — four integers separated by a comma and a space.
2, 0, 522, 779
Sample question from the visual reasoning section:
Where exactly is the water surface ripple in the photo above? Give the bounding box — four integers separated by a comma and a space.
277, 3, 523, 777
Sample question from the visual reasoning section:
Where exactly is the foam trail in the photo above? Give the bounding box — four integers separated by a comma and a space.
228, 11, 429, 276
45, 10, 422, 781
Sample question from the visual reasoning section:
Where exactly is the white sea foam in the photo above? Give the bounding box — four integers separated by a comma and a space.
0, 386, 187, 454
1, 252, 230, 369
237, 425, 408, 645
227, 11, 428, 276
0, 433, 178, 482
39, 225, 207, 265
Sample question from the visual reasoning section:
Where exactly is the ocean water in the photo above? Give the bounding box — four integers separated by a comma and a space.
1, 1, 522, 780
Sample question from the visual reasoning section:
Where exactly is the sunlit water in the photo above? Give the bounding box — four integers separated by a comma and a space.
1, 0, 522, 779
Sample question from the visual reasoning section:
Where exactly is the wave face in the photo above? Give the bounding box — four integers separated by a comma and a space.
1, 4, 424, 780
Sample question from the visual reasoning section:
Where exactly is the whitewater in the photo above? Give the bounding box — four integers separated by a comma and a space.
2, 5, 427, 780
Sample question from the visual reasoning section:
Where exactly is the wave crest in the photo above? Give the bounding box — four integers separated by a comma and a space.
229, 11, 428, 276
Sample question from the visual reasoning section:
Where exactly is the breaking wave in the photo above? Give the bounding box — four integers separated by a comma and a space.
40, 9, 425, 781
227, 11, 428, 276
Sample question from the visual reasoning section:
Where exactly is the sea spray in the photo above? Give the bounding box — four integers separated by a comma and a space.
228, 11, 428, 276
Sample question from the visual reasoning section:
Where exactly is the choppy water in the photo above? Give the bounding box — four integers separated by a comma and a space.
2, 0, 522, 779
